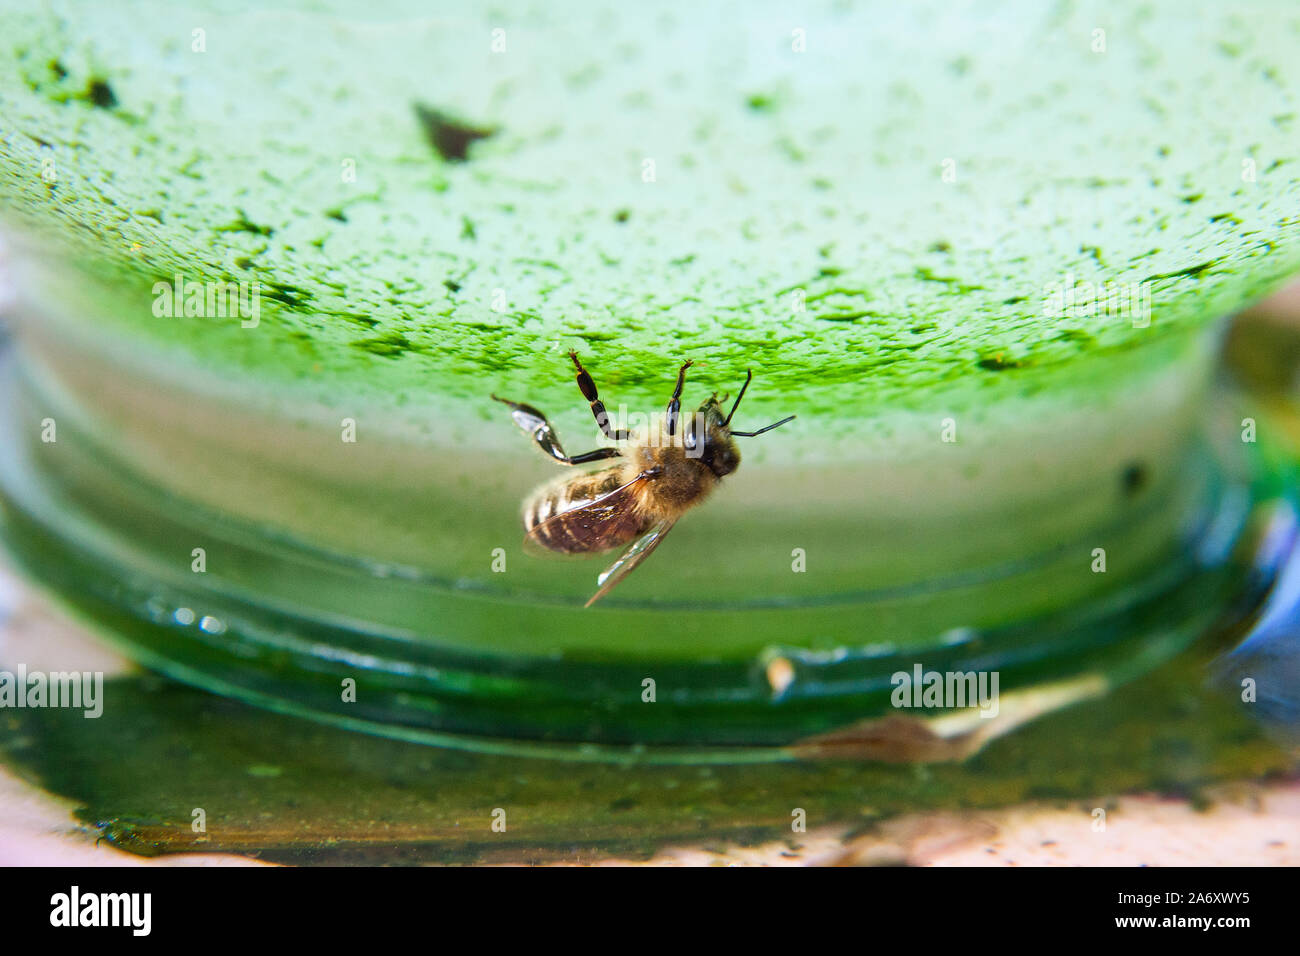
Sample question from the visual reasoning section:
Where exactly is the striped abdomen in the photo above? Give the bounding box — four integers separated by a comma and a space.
524, 467, 652, 554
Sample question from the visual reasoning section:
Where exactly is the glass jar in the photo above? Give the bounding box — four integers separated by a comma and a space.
1, 233, 1294, 761
2, 0, 1298, 762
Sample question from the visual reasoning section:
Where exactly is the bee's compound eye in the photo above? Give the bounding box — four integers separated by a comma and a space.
701, 439, 739, 477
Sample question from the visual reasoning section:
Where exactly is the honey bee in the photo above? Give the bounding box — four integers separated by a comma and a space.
492, 351, 794, 606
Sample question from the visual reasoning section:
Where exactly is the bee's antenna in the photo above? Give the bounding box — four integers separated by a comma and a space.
724, 369, 753, 426
731, 414, 795, 438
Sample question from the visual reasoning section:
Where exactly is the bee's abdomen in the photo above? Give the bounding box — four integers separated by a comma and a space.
524, 470, 648, 554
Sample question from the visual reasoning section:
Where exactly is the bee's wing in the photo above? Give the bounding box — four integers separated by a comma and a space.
524, 471, 652, 557
584, 516, 680, 608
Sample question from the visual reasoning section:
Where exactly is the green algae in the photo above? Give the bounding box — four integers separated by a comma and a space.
0, 0, 1296, 425
412, 104, 496, 163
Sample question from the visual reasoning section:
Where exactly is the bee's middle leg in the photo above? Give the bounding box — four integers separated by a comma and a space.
491, 395, 622, 465
570, 351, 632, 441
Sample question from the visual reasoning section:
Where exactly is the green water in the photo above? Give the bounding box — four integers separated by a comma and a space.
0, 637, 1287, 862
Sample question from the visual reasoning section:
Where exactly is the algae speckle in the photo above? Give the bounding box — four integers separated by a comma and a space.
85, 77, 116, 109
977, 352, 1031, 372
352, 331, 424, 357
413, 103, 496, 162
262, 281, 313, 309
1143, 259, 1222, 283
1121, 462, 1148, 496
217, 211, 275, 237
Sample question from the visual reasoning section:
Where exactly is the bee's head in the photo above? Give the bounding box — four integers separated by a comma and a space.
686, 371, 794, 478
687, 397, 741, 478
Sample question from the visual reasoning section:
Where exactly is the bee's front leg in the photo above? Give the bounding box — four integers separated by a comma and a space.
664, 359, 693, 436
